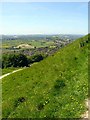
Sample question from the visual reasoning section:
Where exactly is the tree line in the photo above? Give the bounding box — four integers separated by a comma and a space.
1, 53, 45, 68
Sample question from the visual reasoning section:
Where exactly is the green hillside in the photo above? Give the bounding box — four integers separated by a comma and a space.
2, 35, 89, 118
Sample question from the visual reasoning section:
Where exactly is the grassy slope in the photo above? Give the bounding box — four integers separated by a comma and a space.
2, 35, 89, 118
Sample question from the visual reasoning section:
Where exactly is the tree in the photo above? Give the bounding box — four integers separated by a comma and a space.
2, 53, 28, 68
28, 54, 44, 64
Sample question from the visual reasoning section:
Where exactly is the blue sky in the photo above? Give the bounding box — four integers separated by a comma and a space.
1, 2, 88, 35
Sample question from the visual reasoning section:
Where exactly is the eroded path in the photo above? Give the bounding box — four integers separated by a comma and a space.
81, 99, 90, 119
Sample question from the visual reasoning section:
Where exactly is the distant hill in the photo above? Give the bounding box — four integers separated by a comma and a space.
2, 34, 89, 118
2, 34, 84, 41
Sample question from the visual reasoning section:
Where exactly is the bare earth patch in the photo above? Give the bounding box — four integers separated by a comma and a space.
81, 99, 90, 119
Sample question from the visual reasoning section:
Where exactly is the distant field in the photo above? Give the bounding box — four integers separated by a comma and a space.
2, 39, 55, 49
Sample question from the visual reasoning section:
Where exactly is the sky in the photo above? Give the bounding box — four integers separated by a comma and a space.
0, 2, 88, 35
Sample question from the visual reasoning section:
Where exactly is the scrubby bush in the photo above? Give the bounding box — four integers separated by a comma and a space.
37, 102, 44, 110
75, 57, 78, 60
54, 79, 65, 90
2, 53, 28, 68
14, 97, 26, 108
80, 40, 88, 48
80, 42, 84, 47
28, 54, 44, 64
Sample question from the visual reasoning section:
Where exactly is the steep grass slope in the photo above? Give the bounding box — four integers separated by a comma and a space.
2, 35, 89, 118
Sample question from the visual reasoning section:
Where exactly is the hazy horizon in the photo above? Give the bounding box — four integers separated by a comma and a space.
1, 33, 86, 35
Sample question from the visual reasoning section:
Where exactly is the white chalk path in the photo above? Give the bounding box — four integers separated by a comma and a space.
0, 68, 23, 79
